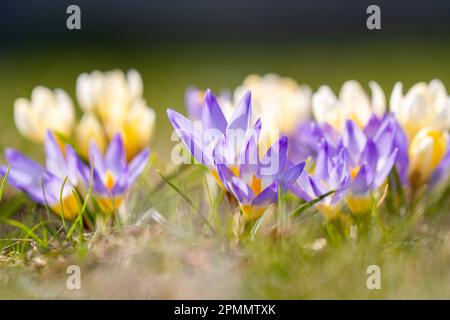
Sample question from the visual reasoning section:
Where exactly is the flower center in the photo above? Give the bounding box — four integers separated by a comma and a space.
250, 174, 262, 195
104, 170, 116, 191
350, 165, 361, 180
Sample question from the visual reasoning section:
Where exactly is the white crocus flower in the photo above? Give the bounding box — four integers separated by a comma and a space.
312, 80, 385, 131
14, 86, 75, 143
75, 113, 107, 159
76, 69, 155, 160
390, 79, 450, 140
234, 74, 311, 147
409, 127, 448, 187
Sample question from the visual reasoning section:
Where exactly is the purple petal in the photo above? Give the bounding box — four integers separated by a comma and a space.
127, 148, 150, 187
229, 176, 254, 204
360, 139, 378, 174
167, 108, 195, 134
202, 89, 227, 134
105, 134, 126, 175
289, 172, 314, 202
89, 141, 106, 177
179, 128, 214, 166
44, 131, 67, 179
91, 169, 109, 195
308, 175, 327, 198
238, 134, 260, 182
227, 91, 251, 132
314, 139, 330, 181
374, 148, 398, 188
41, 172, 74, 205
185, 87, 203, 121
260, 136, 288, 178
342, 120, 367, 165
216, 163, 238, 192
364, 114, 383, 138
373, 116, 396, 161
252, 181, 278, 207
430, 146, 450, 186
349, 163, 373, 195
0, 161, 46, 204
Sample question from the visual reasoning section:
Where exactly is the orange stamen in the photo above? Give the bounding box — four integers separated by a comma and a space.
104, 170, 116, 191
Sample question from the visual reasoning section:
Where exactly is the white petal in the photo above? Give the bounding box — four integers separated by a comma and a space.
369, 81, 386, 117
312, 85, 337, 123
127, 69, 143, 99
14, 98, 34, 139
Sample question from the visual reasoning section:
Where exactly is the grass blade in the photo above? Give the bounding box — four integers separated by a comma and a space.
0, 165, 10, 203
290, 190, 335, 217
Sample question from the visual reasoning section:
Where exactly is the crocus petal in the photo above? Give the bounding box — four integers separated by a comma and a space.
213, 135, 236, 165
127, 148, 150, 186
331, 176, 349, 205
65, 144, 81, 185
229, 176, 254, 204
308, 175, 327, 198
290, 171, 314, 201
44, 131, 67, 180
314, 139, 330, 181
260, 136, 288, 179
349, 163, 373, 195
364, 114, 383, 138
342, 120, 367, 165
91, 169, 109, 196
178, 128, 214, 165
216, 163, 238, 192
89, 141, 106, 177
105, 134, 127, 176
41, 172, 73, 205
167, 108, 216, 165
185, 87, 203, 121
238, 134, 260, 182
430, 146, 450, 186
4, 148, 44, 178
202, 89, 227, 134
360, 139, 378, 174
227, 91, 251, 132
0, 164, 46, 204
167, 108, 196, 135
252, 180, 278, 207
374, 148, 398, 188
281, 161, 305, 189
373, 116, 396, 161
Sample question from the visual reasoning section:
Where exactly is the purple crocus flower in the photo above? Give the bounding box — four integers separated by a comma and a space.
290, 140, 349, 219
291, 116, 400, 217
185, 87, 233, 121
185, 87, 205, 121
168, 89, 259, 187
215, 135, 305, 220
78, 134, 150, 213
341, 118, 398, 212
0, 131, 81, 220
288, 120, 340, 163
364, 114, 409, 185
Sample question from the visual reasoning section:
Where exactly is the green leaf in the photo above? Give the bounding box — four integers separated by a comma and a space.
290, 190, 335, 217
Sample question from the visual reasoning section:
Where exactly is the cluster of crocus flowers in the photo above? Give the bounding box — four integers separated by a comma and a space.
175, 75, 450, 222
0, 131, 150, 221
14, 69, 155, 162
170, 89, 306, 219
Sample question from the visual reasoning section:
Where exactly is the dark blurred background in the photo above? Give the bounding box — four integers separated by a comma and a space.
1, 0, 450, 45
0, 0, 449, 162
